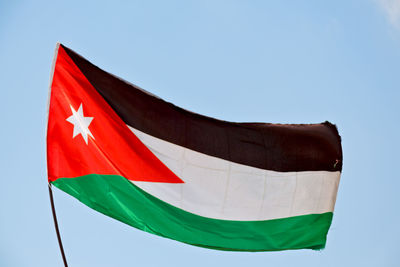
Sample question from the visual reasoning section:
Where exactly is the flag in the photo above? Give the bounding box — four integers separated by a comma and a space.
47, 43, 342, 251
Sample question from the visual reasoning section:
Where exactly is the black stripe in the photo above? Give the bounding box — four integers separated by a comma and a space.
62, 44, 342, 172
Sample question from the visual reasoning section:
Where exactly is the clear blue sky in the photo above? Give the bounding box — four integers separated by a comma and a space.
1, 1, 399, 266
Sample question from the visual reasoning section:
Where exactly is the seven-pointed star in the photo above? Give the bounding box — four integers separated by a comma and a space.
66, 103, 95, 144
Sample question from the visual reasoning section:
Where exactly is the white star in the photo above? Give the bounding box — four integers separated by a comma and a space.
66, 103, 94, 144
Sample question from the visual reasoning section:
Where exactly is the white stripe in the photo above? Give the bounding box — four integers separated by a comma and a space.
129, 126, 340, 221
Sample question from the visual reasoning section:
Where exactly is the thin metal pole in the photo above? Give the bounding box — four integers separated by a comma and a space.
48, 183, 69, 267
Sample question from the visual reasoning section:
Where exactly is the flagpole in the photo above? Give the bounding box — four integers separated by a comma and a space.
48, 183, 69, 267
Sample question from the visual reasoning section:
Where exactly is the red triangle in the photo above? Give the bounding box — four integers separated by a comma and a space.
47, 45, 183, 184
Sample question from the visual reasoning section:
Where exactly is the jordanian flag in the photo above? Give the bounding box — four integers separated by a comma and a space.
47, 43, 342, 252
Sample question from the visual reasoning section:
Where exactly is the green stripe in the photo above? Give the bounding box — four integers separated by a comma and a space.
52, 174, 333, 251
